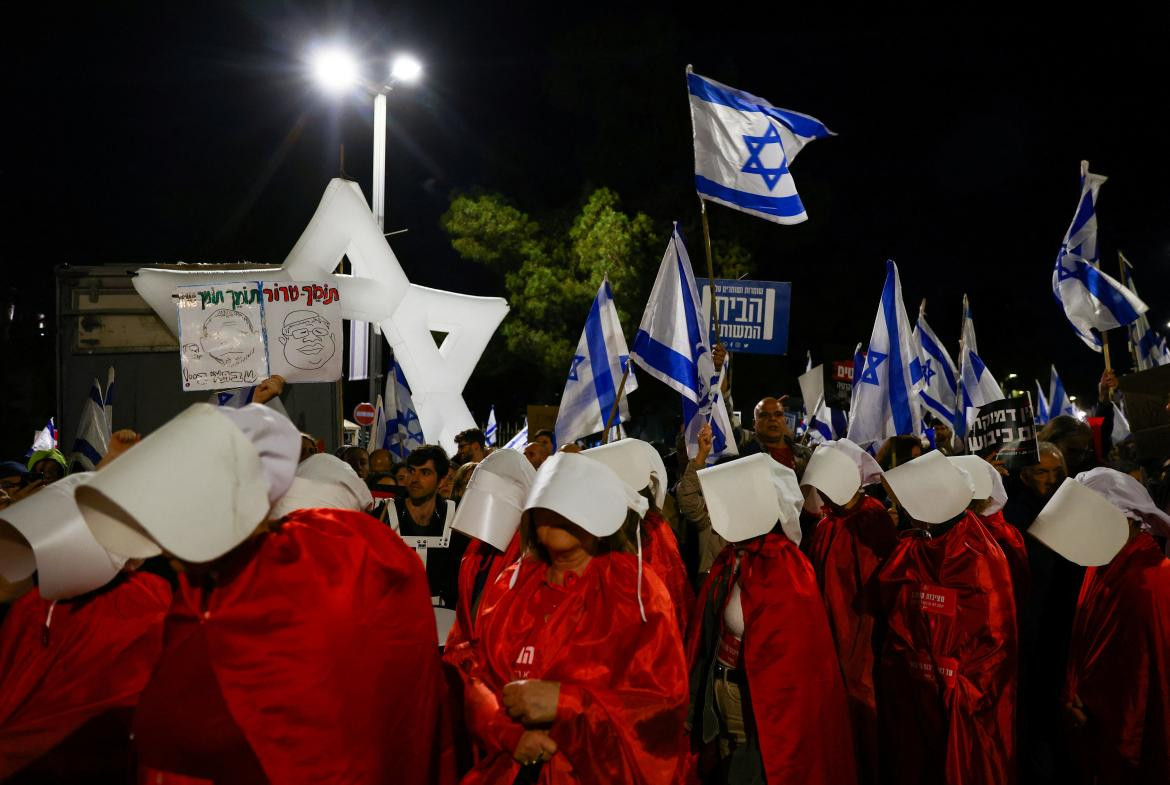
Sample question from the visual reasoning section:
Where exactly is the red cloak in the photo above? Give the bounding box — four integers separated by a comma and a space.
0, 572, 171, 780
686, 532, 858, 785
877, 511, 1017, 785
133, 508, 455, 785
450, 551, 688, 785
977, 510, 1030, 602
806, 494, 896, 782
642, 510, 695, 637
1063, 532, 1170, 783
448, 531, 523, 651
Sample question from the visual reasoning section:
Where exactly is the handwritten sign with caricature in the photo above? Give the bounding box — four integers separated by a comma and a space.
175, 281, 343, 391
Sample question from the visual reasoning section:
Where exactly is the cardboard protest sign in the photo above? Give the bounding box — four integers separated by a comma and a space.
177, 282, 268, 391
261, 282, 343, 383
966, 397, 1039, 469
176, 281, 343, 391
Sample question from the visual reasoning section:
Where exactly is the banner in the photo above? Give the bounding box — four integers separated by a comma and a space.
700, 279, 791, 354
176, 281, 343, 391
965, 397, 1039, 469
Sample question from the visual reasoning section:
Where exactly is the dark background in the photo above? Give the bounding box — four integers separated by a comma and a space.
4, 3, 1169, 455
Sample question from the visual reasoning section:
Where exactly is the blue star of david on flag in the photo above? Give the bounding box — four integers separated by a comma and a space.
740, 123, 790, 191
568, 355, 586, 381
860, 350, 886, 385
920, 357, 936, 387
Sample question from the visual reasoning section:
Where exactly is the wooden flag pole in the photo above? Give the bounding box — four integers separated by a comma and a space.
600, 366, 631, 444
698, 199, 722, 343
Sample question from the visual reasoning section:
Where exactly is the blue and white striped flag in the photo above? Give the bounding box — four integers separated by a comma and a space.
1053, 161, 1147, 351
912, 302, 959, 426
687, 67, 834, 225
385, 360, 425, 460
554, 278, 639, 446
631, 225, 738, 463
70, 378, 112, 471
1048, 365, 1076, 419
846, 261, 921, 448
1034, 380, 1051, 426
28, 418, 58, 456
104, 367, 116, 435
1120, 254, 1170, 370
957, 296, 1004, 436
504, 418, 529, 450
485, 406, 498, 447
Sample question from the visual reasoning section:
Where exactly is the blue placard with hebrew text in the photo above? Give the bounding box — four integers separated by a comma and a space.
700, 279, 791, 355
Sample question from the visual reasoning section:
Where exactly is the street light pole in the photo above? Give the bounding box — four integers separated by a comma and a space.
368, 90, 388, 408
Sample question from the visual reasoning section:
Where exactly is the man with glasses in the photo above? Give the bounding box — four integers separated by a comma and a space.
740, 397, 811, 476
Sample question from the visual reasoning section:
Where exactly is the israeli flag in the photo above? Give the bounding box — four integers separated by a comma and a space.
28, 418, 58, 456
485, 406, 498, 447
1120, 254, 1169, 370
69, 377, 112, 471
912, 303, 959, 426
504, 418, 529, 450
103, 366, 116, 435
554, 278, 639, 446
214, 387, 258, 408
1048, 365, 1075, 419
687, 67, 834, 225
1053, 161, 1147, 351
1111, 401, 1132, 444
846, 261, 921, 448
385, 360, 425, 460
1034, 380, 1051, 426
957, 296, 1004, 436
631, 225, 738, 463
369, 394, 388, 452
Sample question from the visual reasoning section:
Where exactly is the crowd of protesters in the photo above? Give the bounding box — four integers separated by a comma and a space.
1, 362, 1168, 785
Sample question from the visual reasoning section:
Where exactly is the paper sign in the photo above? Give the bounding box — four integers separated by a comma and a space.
700, 279, 791, 355
177, 283, 268, 391
261, 282, 343, 383
176, 281, 343, 391
966, 397, 1039, 469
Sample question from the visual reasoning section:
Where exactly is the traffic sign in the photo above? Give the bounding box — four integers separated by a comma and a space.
353, 402, 377, 426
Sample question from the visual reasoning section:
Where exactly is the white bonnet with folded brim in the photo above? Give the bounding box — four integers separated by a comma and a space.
269, 453, 374, 519
1077, 467, 1170, 538
0, 472, 128, 600
1028, 475, 1130, 566
883, 450, 974, 525
582, 438, 669, 511
697, 453, 803, 544
800, 438, 883, 506
452, 449, 536, 551
523, 452, 647, 537
948, 455, 1009, 515
76, 403, 300, 564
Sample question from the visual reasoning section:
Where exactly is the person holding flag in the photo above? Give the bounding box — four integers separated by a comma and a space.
554, 278, 638, 447
847, 261, 921, 450
631, 225, 737, 466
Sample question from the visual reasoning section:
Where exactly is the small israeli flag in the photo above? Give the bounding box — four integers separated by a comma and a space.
1120, 254, 1170, 370
912, 303, 959, 426
1048, 365, 1076, 419
504, 418, 529, 450
554, 278, 639, 447
957, 296, 1004, 436
485, 406, 498, 447
846, 261, 921, 448
1053, 161, 1147, 351
631, 225, 738, 463
1034, 380, 1051, 426
70, 378, 112, 471
385, 360, 425, 460
688, 67, 834, 224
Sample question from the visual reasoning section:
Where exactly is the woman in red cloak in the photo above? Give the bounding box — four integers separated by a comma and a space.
801, 439, 896, 784
687, 453, 857, 785
582, 437, 694, 636
451, 451, 689, 785
877, 450, 1017, 785
74, 404, 453, 785
1042, 468, 1170, 783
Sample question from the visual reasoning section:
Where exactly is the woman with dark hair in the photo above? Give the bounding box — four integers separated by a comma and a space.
452, 452, 688, 785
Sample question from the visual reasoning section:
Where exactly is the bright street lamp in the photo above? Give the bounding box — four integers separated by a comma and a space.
390, 54, 422, 84
311, 47, 359, 94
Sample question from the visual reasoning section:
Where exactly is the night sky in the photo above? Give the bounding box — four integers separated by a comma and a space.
4, 4, 1170, 451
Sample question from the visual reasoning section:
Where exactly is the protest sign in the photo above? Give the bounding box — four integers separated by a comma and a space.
261, 282, 343, 383
966, 397, 1039, 469
176, 281, 343, 391
177, 282, 268, 391
700, 279, 791, 355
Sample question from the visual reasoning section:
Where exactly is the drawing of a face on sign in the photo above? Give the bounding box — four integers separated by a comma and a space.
200, 309, 258, 367
279, 309, 336, 370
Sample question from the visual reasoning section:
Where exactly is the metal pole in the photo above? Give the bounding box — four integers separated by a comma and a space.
369, 91, 388, 407
698, 200, 722, 342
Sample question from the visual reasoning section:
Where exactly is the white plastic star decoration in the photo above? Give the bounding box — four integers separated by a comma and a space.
133, 179, 509, 452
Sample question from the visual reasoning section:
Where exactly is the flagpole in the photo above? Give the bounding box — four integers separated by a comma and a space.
600, 367, 631, 444
698, 199, 722, 342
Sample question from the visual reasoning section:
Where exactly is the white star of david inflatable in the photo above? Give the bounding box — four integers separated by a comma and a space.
133, 179, 508, 452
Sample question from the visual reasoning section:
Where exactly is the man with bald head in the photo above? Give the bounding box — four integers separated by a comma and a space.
740, 396, 811, 476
